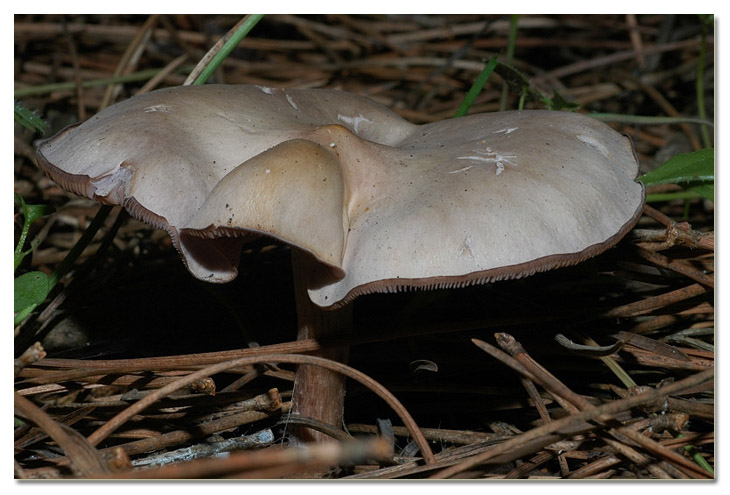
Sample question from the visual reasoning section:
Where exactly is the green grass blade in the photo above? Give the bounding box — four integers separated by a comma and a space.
192, 14, 265, 86
696, 15, 713, 148
14, 305, 37, 327
453, 56, 498, 118
639, 148, 714, 202
645, 190, 708, 203
14, 194, 52, 272
588, 113, 713, 127
639, 149, 714, 187
14, 69, 182, 98
47, 205, 113, 290
14, 100, 48, 135
499, 15, 519, 111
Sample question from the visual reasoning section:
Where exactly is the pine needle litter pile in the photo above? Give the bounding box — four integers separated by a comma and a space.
14, 14, 714, 480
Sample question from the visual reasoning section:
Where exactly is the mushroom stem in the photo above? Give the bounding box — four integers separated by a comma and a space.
290, 249, 352, 443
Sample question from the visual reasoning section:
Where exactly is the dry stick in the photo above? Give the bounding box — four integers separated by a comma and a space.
585, 470, 616, 479
504, 450, 556, 479
515, 358, 572, 477
15, 405, 96, 450
29, 338, 320, 373
20, 365, 290, 390
434, 340, 714, 479
347, 424, 506, 446
18, 367, 224, 389
639, 205, 714, 251
473, 336, 601, 414
533, 37, 707, 84
369, 410, 626, 478
219, 368, 262, 393
14, 20, 318, 52
491, 332, 671, 479
42, 390, 281, 465
598, 436, 673, 479
14, 342, 45, 377
100, 14, 159, 109
637, 79, 703, 151
520, 377, 551, 425
496, 334, 594, 412
158, 15, 202, 62
135, 53, 188, 94
131, 429, 275, 469
21, 364, 292, 393
183, 14, 253, 85
608, 427, 701, 478
14, 393, 109, 476
616, 346, 712, 372
613, 330, 691, 363
511, 361, 567, 476
495, 335, 650, 477
678, 302, 714, 317
602, 283, 709, 318
293, 22, 344, 65
642, 203, 675, 228
344, 438, 514, 480
279, 415, 354, 442
635, 246, 714, 288
661, 431, 714, 449
61, 17, 86, 121
276, 14, 373, 46
626, 14, 645, 66
113, 405, 291, 457
99, 438, 391, 480
85, 353, 436, 465
631, 314, 680, 334
333, 13, 409, 56
14, 460, 28, 480
568, 454, 622, 479
492, 334, 710, 479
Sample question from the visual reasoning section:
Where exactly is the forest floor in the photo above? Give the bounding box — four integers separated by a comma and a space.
14, 14, 714, 479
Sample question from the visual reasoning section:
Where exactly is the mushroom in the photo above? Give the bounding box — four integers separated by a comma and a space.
36, 84, 645, 443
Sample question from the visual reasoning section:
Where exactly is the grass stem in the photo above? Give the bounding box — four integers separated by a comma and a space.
453, 56, 498, 118
500, 15, 519, 111
188, 14, 265, 86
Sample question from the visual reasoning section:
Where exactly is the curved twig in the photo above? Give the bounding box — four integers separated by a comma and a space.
14, 393, 110, 476
28, 339, 320, 372
554, 333, 624, 356
85, 353, 436, 465
277, 416, 354, 442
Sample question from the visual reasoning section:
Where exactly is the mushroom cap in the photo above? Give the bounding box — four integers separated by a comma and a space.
36, 84, 644, 309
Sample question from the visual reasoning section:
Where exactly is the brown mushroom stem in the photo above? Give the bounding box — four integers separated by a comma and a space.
290, 249, 352, 443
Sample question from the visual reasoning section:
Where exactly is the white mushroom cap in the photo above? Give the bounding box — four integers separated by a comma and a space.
37, 84, 645, 308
